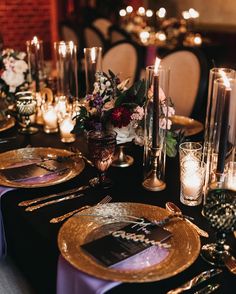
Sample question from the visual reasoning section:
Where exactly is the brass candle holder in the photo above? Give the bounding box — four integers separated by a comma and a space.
142, 147, 166, 191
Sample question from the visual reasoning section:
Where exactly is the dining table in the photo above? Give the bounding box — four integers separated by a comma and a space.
0, 124, 235, 294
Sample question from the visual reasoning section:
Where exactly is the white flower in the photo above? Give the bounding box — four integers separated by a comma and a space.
130, 106, 144, 121
1, 70, 25, 92
161, 105, 175, 117
14, 60, 28, 73
17, 52, 26, 60
112, 124, 136, 144
160, 118, 172, 130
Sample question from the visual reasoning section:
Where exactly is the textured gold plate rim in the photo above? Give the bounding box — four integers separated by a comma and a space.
58, 202, 200, 283
170, 115, 203, 136
0, 117, 15, 132
0, 147, 85, 188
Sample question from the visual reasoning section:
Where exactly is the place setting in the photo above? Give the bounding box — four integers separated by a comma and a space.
0, 4, 236, 293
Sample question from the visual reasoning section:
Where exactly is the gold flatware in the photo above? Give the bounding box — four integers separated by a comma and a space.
25, 193, 84, 212
165, 202, 209, 238
224, 253, 236, 274
18, 177, 99, 207
193, 283, 220, 294
167, 268, 222, 294
50, 195, 112, 223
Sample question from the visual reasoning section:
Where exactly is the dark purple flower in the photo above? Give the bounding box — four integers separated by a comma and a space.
111, 106, 131, 128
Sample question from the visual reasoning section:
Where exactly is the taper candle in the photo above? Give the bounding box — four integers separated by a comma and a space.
32, 36, 40, 92
217, 84, 230, 173
152, 57, 161, 148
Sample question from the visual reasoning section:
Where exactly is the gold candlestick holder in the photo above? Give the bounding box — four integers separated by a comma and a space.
142, 147, 166, 191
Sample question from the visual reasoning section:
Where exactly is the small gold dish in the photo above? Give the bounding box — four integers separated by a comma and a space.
170, 115, 204, 136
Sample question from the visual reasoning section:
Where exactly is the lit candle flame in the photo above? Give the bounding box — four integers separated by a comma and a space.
59, 42, 67, 57
154, 57, 161, 75
219, 70, 231, 89
68, 41, 75, 54
91, 47, 96, 63
32, 36, 38, 44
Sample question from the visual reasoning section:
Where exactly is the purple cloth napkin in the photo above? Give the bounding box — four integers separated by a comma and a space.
0, 186, 15, 258
57, 246, 169, 294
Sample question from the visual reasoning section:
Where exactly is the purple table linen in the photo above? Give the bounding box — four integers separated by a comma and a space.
57, 246, 169, 294
0, 186, 15, 258
57, 256, 121, 294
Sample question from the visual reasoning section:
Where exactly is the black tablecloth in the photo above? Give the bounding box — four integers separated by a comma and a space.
0, 128, 235, 294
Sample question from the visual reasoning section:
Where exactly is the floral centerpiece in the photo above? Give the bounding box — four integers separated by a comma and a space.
73, 70, 179, 157
73, 70, 146, 144
0, 48, 29, 115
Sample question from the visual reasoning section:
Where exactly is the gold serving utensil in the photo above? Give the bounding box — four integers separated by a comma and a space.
25, 193, 84, 212
50, 195, 112, 223
18, 177, 99, 207
165, 202, 209, 238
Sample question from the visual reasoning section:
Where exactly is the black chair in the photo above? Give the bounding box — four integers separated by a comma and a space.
92, 18, 112, 40
160, 47, 208, 121
108, 25, 132, 44
83, 25, 108, 51
102, 40, 142, 86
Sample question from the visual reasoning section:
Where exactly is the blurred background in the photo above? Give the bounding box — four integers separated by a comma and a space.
1, 0, 236, 99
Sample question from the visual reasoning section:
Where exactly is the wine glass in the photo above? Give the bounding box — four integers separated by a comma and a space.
87, 130, 117, 188
16, 93, 38, 134
201, 188, 236, 266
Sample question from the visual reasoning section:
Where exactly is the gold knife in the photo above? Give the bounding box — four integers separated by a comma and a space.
25, 193, 84, 212
18, 185, 89, 207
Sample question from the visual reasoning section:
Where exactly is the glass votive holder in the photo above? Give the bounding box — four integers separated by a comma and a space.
59, 114, 76, 143
225, 161, 236, 191
180, 159, 205, 206
42, 104, 58, 133
179, 142, 202, 163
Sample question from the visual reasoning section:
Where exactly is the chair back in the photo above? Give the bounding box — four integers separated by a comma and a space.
160, 48, 208, 120
92, 18, 112, 40
60, 24, 79, 48
108, 25, 131, 44
102, 40, 140, 86
84, 25, 106, 50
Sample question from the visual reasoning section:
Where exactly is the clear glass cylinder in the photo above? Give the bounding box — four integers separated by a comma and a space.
26, 36, 45, 92
84, 47, 102, 95
54, 41, 78, 100
203, 68, 235, 155
203, 77, 236, 196
143, 65, 170, 189
202, 68, 235, 194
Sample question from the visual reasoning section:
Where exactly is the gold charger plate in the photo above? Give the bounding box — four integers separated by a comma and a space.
0, 147, 85, 188
58, 202, 200, 282
170, 115, 204, 136
0, 117, 15, 132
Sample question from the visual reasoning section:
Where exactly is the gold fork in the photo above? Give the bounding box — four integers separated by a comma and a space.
49, 195, 112, 223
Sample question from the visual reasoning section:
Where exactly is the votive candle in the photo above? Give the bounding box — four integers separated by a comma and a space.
43, 106, 58, 133
59, 116, 75, 143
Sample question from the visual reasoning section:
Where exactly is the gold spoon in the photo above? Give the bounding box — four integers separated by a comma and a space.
165, 202, 209, 238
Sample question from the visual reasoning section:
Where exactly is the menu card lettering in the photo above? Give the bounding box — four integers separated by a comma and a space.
81, 219, 172, 267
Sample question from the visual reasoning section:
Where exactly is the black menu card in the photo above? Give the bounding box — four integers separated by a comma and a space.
0, 160, 67, 182
81, 219, 172, 267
